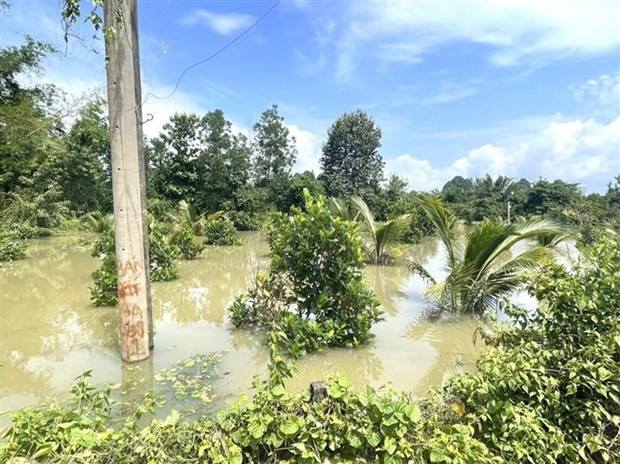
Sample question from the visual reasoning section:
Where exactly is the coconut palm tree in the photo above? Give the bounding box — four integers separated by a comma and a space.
349, 196, 411, 265
167, 200, 223, 235
408, 196, 567, 314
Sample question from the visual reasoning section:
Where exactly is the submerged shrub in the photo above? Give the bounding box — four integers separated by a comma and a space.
402, 204, 435, 244
0, 236, 27, 261
230, 190, 382, 356
204, 217, 240, 246
148, 219, 180, 281
90, 253, 118, 306
228, 210, 260, 231
170, 225, 205, 259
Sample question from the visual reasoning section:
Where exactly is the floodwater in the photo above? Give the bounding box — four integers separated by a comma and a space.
1, 232, 498, 423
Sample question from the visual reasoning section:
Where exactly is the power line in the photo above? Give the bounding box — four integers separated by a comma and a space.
146, 0, 281, 102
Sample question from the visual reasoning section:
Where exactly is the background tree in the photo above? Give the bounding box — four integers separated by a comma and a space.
516, 179, 581, 218
319, 109, 384, 200
196, 110, 251, 212
0, 37, 57, 194
274, 171, 324, 212
149, 112, 203, 206
40, 98, 111, 213
252, 105, 296, 187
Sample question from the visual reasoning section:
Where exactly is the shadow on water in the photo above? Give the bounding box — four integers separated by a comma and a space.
1, 231, 489, 424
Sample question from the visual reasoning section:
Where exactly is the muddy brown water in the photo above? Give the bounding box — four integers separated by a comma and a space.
3, 231, 572, 424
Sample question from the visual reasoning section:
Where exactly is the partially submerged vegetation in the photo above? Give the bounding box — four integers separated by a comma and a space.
230, 190, 382, 357
0, 235, 27, 262
203, 216, 241, 246
409, 196, 567, 314
3, 235, 618, 463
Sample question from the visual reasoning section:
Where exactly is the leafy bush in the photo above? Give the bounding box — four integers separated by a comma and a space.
147, 219, 179, 281
387, 194, 436, 244
0, 236, 27, 261
230, 190, 382, 356
204, 217, 240, 246
170, 225, 205, 259
402, 204, 434, 244
0, 185, 70, 237
228, 210, 260, 231
90, 254, 118, 306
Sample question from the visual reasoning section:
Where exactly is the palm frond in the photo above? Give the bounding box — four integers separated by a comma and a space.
417, 195, 459, 267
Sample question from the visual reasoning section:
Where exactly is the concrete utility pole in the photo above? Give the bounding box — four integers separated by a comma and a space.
104, 0, 153, 362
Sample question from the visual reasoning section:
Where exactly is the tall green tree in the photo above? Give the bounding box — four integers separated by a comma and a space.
197, 110, 250, 212
252, 105, 297, 186
0, 37, 57, 194
516, 179, 581, 218
149, 112, 203, 206
37, 98, 111, 213
319, 109, 384, 199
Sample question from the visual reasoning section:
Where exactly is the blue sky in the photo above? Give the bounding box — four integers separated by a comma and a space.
2, 0, 619, 192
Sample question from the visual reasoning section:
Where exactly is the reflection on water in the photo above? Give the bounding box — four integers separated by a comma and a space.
1, 231, 484, 424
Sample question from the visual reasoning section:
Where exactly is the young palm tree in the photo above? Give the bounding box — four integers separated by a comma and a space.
349, 196, 411, 265
409, 196, 567, 313
167, 200, 223, 235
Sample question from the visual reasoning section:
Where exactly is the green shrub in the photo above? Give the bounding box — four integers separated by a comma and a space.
0, 236, 27, 261
204, 217, 240, 246
230, 190, 382, 356
228, 210, 260, 231
147, 219, 179, 281
0, 186, 70, 237
90, 254, 118, 306
170, 225, 205, 259
442, 233, 620, 462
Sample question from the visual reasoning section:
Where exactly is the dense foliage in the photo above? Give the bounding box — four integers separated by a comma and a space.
203, 217, 241, 246
3, 235, 618, 463
0, 235, 27, 261
230, 190, 382, 356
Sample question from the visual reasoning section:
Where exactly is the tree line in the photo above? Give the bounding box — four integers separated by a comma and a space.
1, 38, 619, 242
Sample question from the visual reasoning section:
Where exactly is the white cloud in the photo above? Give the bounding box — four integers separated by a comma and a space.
571, 72, 620, 119
287, 124, 322, 174
181, 9, 255, 35
387, 116, 620, 193
141, 84, 208, 139
335, 0, 620, 82
393, 79, 483, 106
